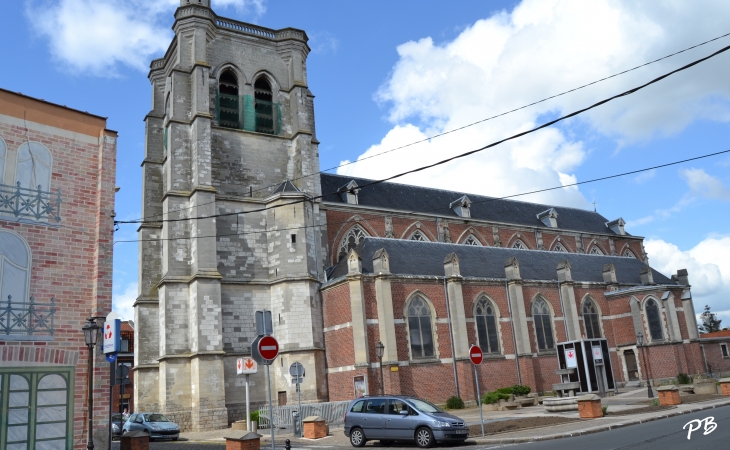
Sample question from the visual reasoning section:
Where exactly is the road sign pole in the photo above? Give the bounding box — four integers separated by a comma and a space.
246, 374, 251, 431
266, 364, 275, 450
474, 364, 484, 437
297, 381, 302, 437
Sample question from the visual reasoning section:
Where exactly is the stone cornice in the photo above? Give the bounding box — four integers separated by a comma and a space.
604, 284, 681, 298
164, 113, 213, 128
157, 271, 223, 288
156, 350, 226, 362
133, 296, 159, 307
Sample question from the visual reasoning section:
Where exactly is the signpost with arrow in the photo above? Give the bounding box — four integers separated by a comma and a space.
237, 357, 258, 431
250, 310, 278, 450
469, 344, 485, 437
289, 362, 305, 437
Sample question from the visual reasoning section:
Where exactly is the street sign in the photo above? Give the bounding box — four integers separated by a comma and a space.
292, 376, 304, 385
105, 353, 117, 363
289, 361, 305, 378
258, 335, 279, 361
237, 357, 258, 374
103, 311, 121, 354
469, 345, 483, 365
592, 346, 604, 364
255, 310, 273, 336
565, 348, 578, 368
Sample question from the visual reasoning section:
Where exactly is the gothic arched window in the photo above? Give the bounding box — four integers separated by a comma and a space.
512, 240, 528, 250
553, 242, 568, 252
624, 249, 637, 258
409, 230, 429, 242
407, 295, 435, 359
589, 245, 604, 255
475, 297, 499, 354
16, 142, 52, 191
0, 230, 31, 304
645, 298, 664, 341
254, 77, 275, 134
532, 298, 554, 351
583, 298, 602, 339
218, 69, 240, 128
338, 225, 369, 261
463, 235, 481, 246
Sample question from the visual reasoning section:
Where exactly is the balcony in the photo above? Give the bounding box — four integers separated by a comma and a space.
216, 91, 282, 135
0, 296, 56, 341
0, 182, 62, 223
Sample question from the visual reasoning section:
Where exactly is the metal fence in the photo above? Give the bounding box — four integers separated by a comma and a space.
0, 296, 56, 340
257, 400, 350, 429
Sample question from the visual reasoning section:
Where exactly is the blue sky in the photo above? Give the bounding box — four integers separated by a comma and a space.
1, 0, 729, 325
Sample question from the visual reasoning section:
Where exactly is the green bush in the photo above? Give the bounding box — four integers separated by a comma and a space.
511, 385, 531, 396
602, 405, 608, 415
446, 396, 465, 409
250, 410, 260, 423
482, 391, 511, 404
495, 387, 513, 395
651, 399, 660, 407
677, 373, 691, 385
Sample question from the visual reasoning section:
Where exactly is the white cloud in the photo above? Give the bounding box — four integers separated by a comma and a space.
646, 237, 730, 323
341, 0, 730, 207
680, 168, 730, 201
309, 31, 339, 55
112, 281, 138, 321
26, 0, 266, 75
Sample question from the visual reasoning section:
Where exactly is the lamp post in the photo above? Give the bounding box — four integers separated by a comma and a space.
636, 332, 653, 398
376, 341, 385, 395
83, 318, 100, 449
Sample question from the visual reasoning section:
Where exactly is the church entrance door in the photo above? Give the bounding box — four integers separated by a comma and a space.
624, 350, 639, 381
278, 391, 287, 406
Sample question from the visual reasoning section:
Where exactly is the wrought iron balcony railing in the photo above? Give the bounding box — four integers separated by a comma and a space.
0, 182, 62, 223
0, 295, 56, 341
215, 91, 282, 135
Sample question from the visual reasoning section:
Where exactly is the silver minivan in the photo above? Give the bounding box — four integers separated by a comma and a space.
344, 395, 469, 448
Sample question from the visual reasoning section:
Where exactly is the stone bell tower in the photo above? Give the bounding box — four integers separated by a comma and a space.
135, 0, 327, 431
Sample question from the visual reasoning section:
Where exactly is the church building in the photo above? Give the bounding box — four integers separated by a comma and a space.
135, 0, 720, 431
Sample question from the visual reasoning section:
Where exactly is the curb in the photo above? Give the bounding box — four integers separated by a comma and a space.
470, 399, 730, 444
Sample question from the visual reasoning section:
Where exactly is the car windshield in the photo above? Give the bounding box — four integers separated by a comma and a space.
408, 399, 444, 413
144, 414, 171, 423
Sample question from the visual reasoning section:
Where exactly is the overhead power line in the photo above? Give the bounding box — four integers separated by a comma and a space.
126, 31, 730, 224
116, 41, 730, 227
112, 147, 730, 245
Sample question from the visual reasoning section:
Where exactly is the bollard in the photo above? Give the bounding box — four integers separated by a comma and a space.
285, 439, 291, 450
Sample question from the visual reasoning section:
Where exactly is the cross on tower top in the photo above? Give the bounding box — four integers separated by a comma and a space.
592, 200, 597, 212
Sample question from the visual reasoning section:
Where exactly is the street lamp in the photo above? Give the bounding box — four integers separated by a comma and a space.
636, 332, 653, 398
376, 341, 385, 395
82, 318, 100, 449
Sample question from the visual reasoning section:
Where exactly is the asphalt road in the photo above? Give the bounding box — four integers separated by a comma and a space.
110, 404, 730, 450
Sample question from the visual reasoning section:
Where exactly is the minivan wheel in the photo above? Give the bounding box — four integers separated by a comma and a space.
415, 427, 434, 448
350, 427, 366, 447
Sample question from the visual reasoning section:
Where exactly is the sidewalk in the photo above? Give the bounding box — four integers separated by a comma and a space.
179, 392, 730, 446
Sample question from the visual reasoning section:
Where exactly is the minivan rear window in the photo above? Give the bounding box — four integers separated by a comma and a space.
350, 400, 365, 412
364, 398, 386, 414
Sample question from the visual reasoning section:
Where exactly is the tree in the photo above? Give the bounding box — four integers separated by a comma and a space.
698, 305, 722, 334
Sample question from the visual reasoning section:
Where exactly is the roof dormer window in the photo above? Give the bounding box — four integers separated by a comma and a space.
450, 195, 471, 218
537, 208, 558, 228
606, 217, 626, 235
338, 180, 360, 205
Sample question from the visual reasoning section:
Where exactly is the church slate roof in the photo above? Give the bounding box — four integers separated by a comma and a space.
328, 237, 675, 286
320, 173, 623, 235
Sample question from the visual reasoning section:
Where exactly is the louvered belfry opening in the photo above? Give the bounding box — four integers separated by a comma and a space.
254, 77, 275, 134
218, 70, 240, 128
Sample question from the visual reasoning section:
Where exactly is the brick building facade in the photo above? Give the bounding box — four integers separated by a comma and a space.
135, 0, 708, 430
0, 88, 117, 449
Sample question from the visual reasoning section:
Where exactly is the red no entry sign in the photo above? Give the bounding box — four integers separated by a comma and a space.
469, 345, 483, 365
258, 335, 279, 360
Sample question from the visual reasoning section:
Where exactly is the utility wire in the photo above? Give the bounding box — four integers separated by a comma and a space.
112, 147, 730, 245
116, 41, 730, 227
125, 31, 730, 224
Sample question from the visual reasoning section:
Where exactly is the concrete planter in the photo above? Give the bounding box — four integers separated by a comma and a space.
720, 378, 730, 396
577, 394, 603, 419
657, 385, 681, 406
481, 403, 500, 412
693, 377, 718, 395
543, 396, 578, 412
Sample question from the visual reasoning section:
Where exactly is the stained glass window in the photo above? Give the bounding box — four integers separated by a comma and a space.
475, 297, 500, 354
533, 298, 554, 351
407, 296, 435, 359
